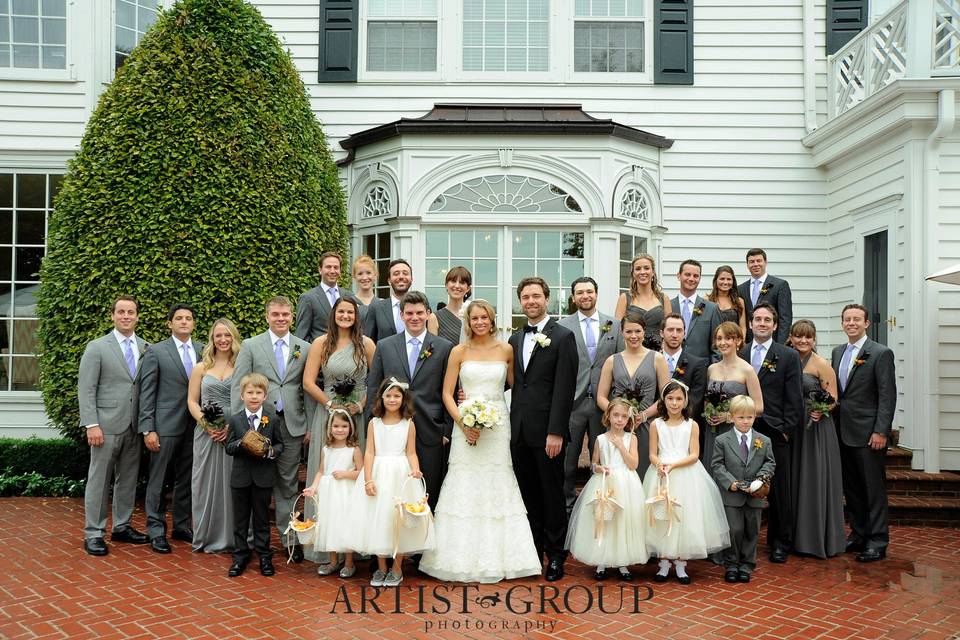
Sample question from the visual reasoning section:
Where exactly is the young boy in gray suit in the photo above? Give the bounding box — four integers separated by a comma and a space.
711, 395, 776, 584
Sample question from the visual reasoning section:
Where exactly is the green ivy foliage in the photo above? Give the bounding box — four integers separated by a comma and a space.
0, 438, 88, 478
38, 0, 347, 440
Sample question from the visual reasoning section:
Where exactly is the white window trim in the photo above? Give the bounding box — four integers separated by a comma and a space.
111, 0, 173, 78
566, 8, 652, 84
0, 0, 75, 82
359, 1, 442, 82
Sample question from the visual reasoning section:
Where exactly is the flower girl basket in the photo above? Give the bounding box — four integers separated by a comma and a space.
284, 493, 319, 559
645, 472, 682, 535
393, 476, 432, 558
587, 470, 623, 544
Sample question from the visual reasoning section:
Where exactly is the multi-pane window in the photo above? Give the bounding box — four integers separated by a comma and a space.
0, 172, 61, 391
115, 0, 158, 69
366, 0, 437, 72
362, 231, 393, 298
0, 0, 67, 70
574, 0, 644, 72
424, 229, 500, 313
463, 0, 549, 72
618, 234, 648, 295
511, 230, 583, 328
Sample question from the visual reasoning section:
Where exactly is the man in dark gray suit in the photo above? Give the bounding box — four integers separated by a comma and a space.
832, 303, 896, 563
78, 296, 149, 556
737, 248, 793, 343
366, 258, 414, 343
231, 296, 313, 561
138, 303, 203, 553
558, 276, 622, 512
366, 291, 453, 511
660, 313, 709, 459
295, 251, 354, 343
670, 259, 721, 361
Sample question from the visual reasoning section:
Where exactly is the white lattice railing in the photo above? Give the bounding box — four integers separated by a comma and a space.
829, 0, 960, 119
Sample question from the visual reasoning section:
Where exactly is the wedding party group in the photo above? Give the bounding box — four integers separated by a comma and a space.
77, 248, 897, 587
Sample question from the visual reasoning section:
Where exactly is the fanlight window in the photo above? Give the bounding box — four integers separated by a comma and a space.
619, 187, 649, 221
362, 185, 392, 219
429, 175, 581, 214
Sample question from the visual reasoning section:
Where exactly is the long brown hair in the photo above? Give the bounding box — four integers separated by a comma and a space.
628, 253, 664, 305
200, 318, 242, 368
708, 265, 744, 317
322, 297, 366, 374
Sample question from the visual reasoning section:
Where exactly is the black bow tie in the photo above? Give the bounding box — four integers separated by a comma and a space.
523, 324, 537, 334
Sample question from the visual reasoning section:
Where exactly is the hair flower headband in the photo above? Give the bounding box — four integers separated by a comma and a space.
382, 377, 410, 397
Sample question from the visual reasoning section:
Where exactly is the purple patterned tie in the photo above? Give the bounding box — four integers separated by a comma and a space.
248, 413, 257, 431
123, 338, 136, 378
408, 337, 421, 378
274, 339, 285, 412
181, 344, 193, 378
740, 434, 749, 462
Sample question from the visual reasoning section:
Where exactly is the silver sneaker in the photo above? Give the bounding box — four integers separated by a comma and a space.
339, 565, 356, 578
370, 569, 387, 587
382, 570, 403, 587
317, 561, 343, 576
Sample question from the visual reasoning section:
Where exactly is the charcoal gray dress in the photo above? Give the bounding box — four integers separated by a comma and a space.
626, 303, 664, 347
435, 306, 463, 345
701, 379, 746, 469
191, 374, 234, 553
610, 350, 657, 477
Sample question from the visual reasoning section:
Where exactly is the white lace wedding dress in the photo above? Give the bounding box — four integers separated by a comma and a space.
418, 360, 541, 583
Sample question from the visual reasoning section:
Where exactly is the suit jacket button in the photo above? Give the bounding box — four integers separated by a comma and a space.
523, 383, 528, 388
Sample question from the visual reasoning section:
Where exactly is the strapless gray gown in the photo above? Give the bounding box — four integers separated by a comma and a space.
191, 374, 234, 552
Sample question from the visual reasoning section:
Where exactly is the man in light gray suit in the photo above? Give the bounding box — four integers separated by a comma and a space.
670, 259, 721, 362
79, 296, 149, 556
295, 251, 354, 343
231, 296, 313, 561
559, 277, 622, 512
138, 302, 203, 553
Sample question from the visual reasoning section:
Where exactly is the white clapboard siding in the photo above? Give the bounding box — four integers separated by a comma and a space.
937, 139, 960, 469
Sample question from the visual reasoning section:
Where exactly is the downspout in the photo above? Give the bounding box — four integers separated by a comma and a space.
802, 0, 818, 133
921, 89, 956, 472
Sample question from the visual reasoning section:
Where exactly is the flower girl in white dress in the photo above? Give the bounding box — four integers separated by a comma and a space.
302, 409, 363, 578
566, 398, 649, 580
643, 380, 730, 584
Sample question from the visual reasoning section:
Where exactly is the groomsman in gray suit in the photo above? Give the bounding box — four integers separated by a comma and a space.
559, 276, 622, 513
366, 291, 453, 511
138, 303, 203, 553
832, 303, 896, 563
79, 296, 149, 556
738, 248, 793, 344
366, 259, 415, 343
231, 296, 313, 561
671, 259, 721, 362
295, 251, 354, 342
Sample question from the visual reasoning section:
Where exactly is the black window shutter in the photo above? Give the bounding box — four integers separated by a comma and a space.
654, 0, 694, 85
826, 0, 868, 55
319, 0, 359, 82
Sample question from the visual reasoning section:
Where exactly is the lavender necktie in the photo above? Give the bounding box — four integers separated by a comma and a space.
839, 343, 856, 391
667, 354, 675, 375
248, 413, 257, 431
394, 302, 405, 334
408, 337, 421, 378
274, 339, 285, 412
181, 344, 193, 378
583, 317, 596, 362
682, 299, 692, 330
123, 338, 136, 378
752, 344, 764, 373
740, 433, 749, 461
327, 286, 339, 307
751, 279, 761, 306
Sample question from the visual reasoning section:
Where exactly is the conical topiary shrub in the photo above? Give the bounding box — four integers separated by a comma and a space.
38, 0, 347, 439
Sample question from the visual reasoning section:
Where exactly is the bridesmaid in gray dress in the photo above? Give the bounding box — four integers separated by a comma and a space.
302, 296, 375, 564
789, 320, 845, 558
703, 321, 763, 468
351, 254, 379, 337
428, 265, 471, 345
708, 265, 748, 339
597, 309, 669, 477
614, 253, 673, 348
186, 318, 242, 553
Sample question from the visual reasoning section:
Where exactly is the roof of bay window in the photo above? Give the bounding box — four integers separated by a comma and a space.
337, 103, 674, 165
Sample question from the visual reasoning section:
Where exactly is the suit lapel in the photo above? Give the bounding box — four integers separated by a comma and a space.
260, 333, 281, 380
106, 335, 134, 380
686, 296, 702, 334
568, 316, 588, 361
318, 286, 333, 316
393, 335, 411, 381
381, 300, 397, 339
411, 333, 432, 381
745, 434, 759, 466
510, 330, 525, 381
526, 318, 555, 371
844, 341, 871, 391
163, 338, 190, 383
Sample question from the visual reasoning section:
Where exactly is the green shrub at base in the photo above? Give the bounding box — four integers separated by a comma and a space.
0, 438, 88, 479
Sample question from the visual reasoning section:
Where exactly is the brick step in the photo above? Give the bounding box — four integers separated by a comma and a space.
885, 446, 913, 470
888, 495, 960, 527
886, 469, 960, 497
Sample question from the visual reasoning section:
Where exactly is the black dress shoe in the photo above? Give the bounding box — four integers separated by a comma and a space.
111, 527, 149, 544
737, 571, 751, 583
856, 547, 886, 563
594, 568, 608, 581
618, 569, 633, 582
769, 548, 789, 563
260, 557, 276, 576
290, 544, 304, 563
84, 537, 108, 556
724, 570, 739, 583
845, 539, 866, 554
544, 558, 564, 582
171, 528, 193, 543
677, 574, 692, 585
228, 561, 246, 577
652, 572, 668, 583
150, 537, 172, 554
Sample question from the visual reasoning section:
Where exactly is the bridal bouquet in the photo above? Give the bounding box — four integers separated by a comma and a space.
805, 387, 834, 430
330, 375, 359, 407
458, 397, 503, 446
621, 386, 650, 420
702, 387, 731, 432
198, 402, 226, 437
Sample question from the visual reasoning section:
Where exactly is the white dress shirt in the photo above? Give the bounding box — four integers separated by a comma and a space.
245, 407, 264, 431
113, 329, 139, 360
269, 330, 290, 364
663, 346, 683, 373
172, 335, 195, 367
321, 281, 339, 301
522, 317, 549, 369
751, 337, 773, 364
841, 335, 869, 385
576, 310, 600, 347
405, 328, 428, 362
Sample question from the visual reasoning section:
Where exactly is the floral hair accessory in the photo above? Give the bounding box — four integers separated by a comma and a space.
660, 379, 689, 399
382, 377, 410, 397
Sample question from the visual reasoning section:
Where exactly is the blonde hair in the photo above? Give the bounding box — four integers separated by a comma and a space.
463, 299, 498, 340
200, 318, 242, 369
240, 373, 269, 394
729, 395, 757, 416
602, 398, 638, 432
352, 254, 376, 275
628, 253, 664, 305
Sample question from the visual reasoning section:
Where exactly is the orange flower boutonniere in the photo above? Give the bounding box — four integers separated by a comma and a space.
693, 302, 705, 316
260, 415, 270, 426
759, 285, 771, 296
753, 438, 763, 450
853, 352, 869, 368
292, 346, 302, 360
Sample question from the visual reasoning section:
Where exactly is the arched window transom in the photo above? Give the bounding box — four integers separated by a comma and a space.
362, 185, 392, 219
428, 174, 581, 214
619, 187, 649, 222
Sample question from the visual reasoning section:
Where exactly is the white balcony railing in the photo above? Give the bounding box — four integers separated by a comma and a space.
829, 0, 960, 119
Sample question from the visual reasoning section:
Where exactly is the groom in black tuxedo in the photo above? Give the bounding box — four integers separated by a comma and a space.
508, 277, 578, 581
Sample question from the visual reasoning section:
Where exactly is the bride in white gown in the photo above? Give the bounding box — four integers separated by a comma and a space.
419, 300, 541, 583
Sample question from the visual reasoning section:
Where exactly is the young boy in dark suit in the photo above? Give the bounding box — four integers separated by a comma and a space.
225, 373, 282, 577
711, 395, 776, 584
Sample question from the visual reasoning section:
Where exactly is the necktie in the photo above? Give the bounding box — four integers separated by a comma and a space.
752, 344, 764, 373
394, 302, 405, 334
751, 279, 761, 306
740, 434, 749, 461
248, 413, 257, 431
667, 354, 675, 375
584, 317, 596, 362
327, 286, 339, 307
274, 339, 286, 412
839, 343, 857, 391
181, 343, 194, 378
682, 299, 692, 330
408, 337, 421, 378
123, 338, 136, 378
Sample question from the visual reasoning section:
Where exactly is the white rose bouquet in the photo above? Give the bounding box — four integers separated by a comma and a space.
457, 397, 503, 446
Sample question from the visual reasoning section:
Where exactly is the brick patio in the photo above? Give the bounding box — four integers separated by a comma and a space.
1, 497, 958, 640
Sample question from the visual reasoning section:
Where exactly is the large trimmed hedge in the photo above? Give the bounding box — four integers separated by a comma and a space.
38, 0, 347, 440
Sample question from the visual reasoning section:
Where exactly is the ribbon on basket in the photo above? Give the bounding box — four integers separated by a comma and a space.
588, 470, 623, 546
284, 493, 319, 564
392, 475, 433, 559
645, 471, 682, 536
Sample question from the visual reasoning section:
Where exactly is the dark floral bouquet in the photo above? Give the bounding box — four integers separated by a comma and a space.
642, 333, 662, 351
198, 402, 226, 438
805, 387, 834, 430
330, 376, 358, 403
702, 387, 730, 432
620, 386, 649, 425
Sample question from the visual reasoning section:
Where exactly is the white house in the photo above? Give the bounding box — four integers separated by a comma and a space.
0, 0, 958, 471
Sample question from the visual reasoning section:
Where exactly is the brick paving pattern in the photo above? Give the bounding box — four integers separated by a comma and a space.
1, 498, 958, 639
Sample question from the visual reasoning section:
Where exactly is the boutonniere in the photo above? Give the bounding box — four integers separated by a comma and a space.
600, 320, 613, 335
291, 345, 302, 360
673, 358, 688, 378
693, 302, 705, 316
753, 437, 763, 450
260, 415, 270, 426
418, 347, 433, 361
761, 353, 778, 373
759, 285, 771, 296
853, 352, 869, 368
533, 333, 551, 348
